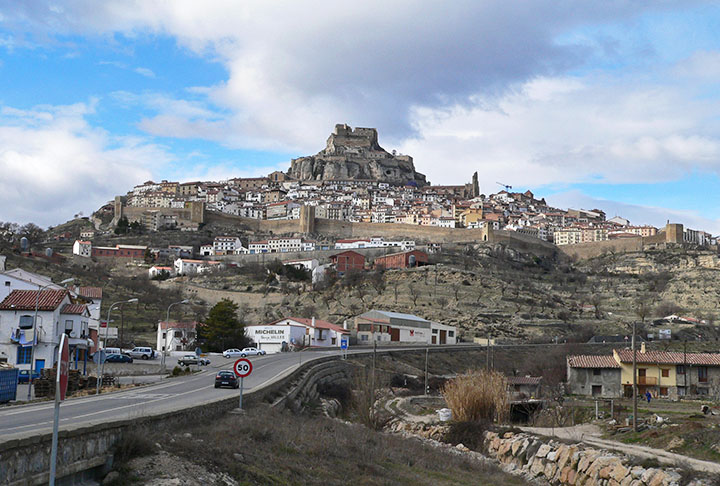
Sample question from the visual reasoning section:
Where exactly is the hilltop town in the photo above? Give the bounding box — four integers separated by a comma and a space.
98, 124, 714, 251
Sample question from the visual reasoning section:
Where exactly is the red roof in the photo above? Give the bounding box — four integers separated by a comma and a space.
614, 349, 720, 366
77, 286, 103, 299
567, 355, 620, 368
330, 250, 365, 260
0, 289, 68, 311
507, 376, 542, 385
159, 321, 198, 330
61, 303, 88, 315
265, 317, 349, 334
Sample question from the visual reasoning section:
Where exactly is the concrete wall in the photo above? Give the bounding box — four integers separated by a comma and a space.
567, 368, 622, 398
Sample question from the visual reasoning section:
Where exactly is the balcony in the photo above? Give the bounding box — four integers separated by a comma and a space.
638, 376, 657, 385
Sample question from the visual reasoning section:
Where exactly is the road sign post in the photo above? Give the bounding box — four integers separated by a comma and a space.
50, 333, 69, 486
340, 337, 348, 359
234, 358, 252, 410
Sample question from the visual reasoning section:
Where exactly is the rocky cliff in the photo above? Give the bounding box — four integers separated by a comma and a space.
287, 124, 428, 186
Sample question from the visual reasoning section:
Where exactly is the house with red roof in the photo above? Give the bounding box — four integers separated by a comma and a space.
0, 289, 92, 374
244, 316, 349, 353
156, 321, 199, 353
568, 344, 720, 399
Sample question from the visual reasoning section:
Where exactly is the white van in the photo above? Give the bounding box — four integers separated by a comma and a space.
103, 347, 121, 356
127, 347, 156, 360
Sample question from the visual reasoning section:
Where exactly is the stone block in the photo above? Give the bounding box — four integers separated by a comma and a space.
641, 468, 658, 484
503, 432, 515, 439
610, 464, 629, 483
525, 440, 542, 461
630, 467, 645, 480
544, 462, 557, 478
547, 450, 559, 462
536, 444, 552, 458
530, 458, 545, 476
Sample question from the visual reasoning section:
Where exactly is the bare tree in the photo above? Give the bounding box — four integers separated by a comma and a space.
408, 284, 420, 306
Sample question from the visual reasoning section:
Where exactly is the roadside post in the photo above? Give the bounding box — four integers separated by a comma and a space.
340, 336, 348, 359
233, 358, 253, 410
50, 333, 69, 486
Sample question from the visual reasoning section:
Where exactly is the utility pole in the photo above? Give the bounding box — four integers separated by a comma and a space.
632, 320, 638, 432
424, 347, 429, 396
683, 340, 687, 391
486, 336, 490, 370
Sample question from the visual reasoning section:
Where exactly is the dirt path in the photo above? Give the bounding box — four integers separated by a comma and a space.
521, 425, 720, 474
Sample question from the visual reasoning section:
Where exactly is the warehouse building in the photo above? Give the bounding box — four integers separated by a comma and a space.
353, 310, 456, 345
244, 317, 349, 354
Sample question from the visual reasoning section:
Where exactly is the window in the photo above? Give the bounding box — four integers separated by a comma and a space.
593, 369, 602, 376
361, 335, 368, 341
699, 367, 708, 383
661, 369, 669, 378
162, 332, 167, 340
432, 329, 438, 334
65, 320, 73, 332
17, 346, 31, 364
659, 387, 668, 397
18, 315, 34, 330
677, 386, 686, 396
591, 385, 602, 396
677, 365, 685, 375
4, 281, 10, 286
449, 331, 454, 338
697, 387, 709, 395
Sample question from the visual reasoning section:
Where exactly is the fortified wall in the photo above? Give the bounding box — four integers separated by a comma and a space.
557, 223, 692, 260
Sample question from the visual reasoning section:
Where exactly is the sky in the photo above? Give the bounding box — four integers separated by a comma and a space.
1, 1, 720, 233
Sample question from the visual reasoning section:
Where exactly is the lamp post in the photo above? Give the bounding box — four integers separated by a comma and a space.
27, 277, 74, 401
161, 299, 189, 372
97, 298, 138, 394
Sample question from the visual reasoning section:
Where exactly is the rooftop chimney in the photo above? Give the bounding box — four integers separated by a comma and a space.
311, 316, 315, 327
343, 319, 347, 330
640, 342, 646, 354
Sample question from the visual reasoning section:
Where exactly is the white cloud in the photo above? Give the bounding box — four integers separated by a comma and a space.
398, 73, 720, 187
134, 66, 155, 78
0, 1, 689, 151
0, 102, 170, 227
546, 190, 720, 235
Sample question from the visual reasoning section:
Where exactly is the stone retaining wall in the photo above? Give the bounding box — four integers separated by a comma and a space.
484, 431, 706, 486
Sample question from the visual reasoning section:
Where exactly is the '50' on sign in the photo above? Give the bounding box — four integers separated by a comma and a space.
234, 358, 253, 378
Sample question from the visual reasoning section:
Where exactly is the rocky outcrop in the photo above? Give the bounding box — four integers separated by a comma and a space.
287, 124, 428, 186
484, 431, 709, 486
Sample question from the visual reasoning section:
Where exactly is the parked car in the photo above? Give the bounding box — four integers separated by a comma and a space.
177, 355, 210, 366
106, 353, 133, 363
17, 369, 41, 384
214, 370, 239, 389
127, 347, 156, 360
223, 347, 266, 358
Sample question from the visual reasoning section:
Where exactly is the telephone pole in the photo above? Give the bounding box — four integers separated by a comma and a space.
632, 320, 638, 432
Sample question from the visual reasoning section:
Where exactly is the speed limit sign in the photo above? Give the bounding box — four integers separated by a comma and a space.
234, 358, 253, 378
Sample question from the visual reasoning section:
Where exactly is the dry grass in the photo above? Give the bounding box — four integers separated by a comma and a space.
155, 405, 529, 486
442, 370, 509, 423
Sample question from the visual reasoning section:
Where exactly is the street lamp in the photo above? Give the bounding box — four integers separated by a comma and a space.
27, 277, 74, 401
161, 299, 189, 371
97, 298, 138, 394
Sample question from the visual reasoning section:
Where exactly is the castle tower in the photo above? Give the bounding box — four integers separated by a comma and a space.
299, 205, 316, 234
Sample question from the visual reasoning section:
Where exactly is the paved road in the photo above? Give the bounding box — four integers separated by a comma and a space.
0, 350, 341, 444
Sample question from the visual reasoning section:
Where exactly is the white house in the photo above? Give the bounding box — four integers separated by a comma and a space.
284, 259, 318, 272
72, 240, 92, 257
157, 321, 198, 352
244, 317, 349, 354
148, 265, 174, 278
174, 258, 223, 275
213, 236, 243, 254
0, 268, 63, 302
0, 289, 92, 373
199, 244, 214, 256
248, 241, 270, 254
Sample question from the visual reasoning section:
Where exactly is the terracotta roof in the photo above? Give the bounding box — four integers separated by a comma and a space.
0, 289, 68, 311
159, 321, 198, 330
614, 349, 720, 366
507, 376, 542, 385
567, 355, 620, 368
265, 317, 350, 334
77, 286, 103, 299
61, 303, 88, 315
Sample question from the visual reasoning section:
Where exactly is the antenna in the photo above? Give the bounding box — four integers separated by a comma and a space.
496, 182, 512, 191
